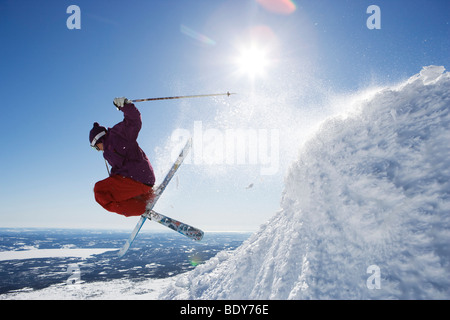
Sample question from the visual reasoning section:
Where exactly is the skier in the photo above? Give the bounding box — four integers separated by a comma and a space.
89, 97, 156, 217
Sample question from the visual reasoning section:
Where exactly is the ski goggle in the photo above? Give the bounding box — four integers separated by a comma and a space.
90, 131, 106, 151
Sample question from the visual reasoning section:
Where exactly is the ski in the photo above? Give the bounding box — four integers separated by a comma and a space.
117, 138, 193, 258
144, 210, 204, 241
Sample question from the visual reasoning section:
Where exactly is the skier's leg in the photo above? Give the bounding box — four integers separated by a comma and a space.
94, 175, 153, 216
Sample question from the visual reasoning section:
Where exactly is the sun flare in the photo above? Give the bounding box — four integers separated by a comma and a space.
236, 46, 270, 79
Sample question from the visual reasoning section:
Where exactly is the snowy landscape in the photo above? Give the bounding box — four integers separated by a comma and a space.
2, 66, 449, 300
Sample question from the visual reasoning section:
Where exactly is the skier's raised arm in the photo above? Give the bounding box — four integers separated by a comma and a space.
113, 97, 142, 141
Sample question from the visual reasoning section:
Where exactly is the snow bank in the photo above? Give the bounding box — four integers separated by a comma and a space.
160, 66, 450, 299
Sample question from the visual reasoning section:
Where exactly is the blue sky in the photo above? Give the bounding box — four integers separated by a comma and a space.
1, 0, 449, 231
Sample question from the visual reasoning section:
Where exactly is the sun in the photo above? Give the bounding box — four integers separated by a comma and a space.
235, 45, 270, 79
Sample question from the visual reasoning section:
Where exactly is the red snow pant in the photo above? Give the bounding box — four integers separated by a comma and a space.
94, 175, 154, 217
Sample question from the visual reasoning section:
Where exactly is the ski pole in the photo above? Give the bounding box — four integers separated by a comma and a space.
131, 91, 235, 103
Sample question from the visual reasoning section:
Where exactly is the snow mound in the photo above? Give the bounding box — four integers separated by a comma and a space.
160, 66, 450, 299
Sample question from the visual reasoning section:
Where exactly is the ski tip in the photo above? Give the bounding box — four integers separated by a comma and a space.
194, 230, 205, 241
117, 240, 132, 258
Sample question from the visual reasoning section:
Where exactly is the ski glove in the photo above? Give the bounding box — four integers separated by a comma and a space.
113, 97, 131, 110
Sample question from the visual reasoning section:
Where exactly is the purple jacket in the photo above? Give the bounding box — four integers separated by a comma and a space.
102, 103, 155, 186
